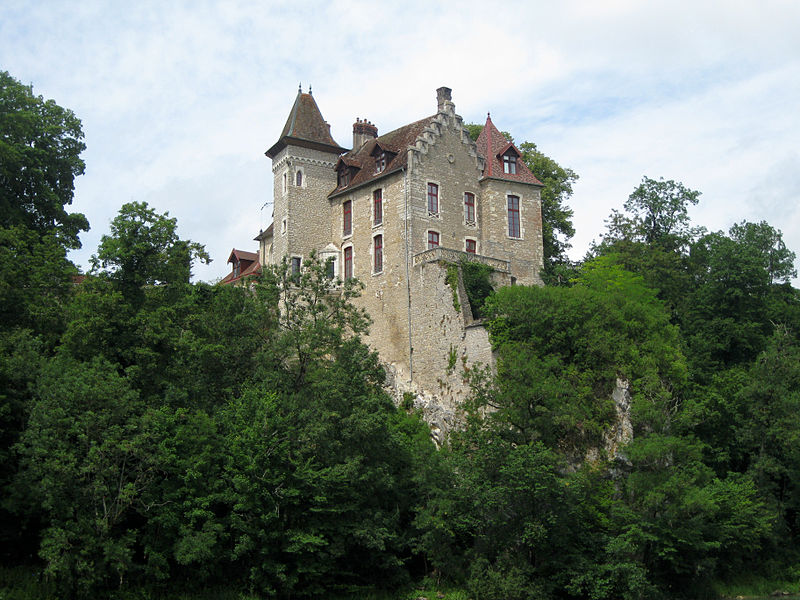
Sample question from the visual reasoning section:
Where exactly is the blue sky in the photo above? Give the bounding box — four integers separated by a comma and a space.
2, 0, 799, 282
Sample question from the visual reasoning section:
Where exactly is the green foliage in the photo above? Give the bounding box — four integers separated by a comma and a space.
91, 201, 209, 301
6, 75, 800, 599
519, 141, 578, 282
0, 71, 88, 248
602, 176, 702, 251
463, 124, 577, 281
445, 263, 461, 313
460, 261, 494, 319
480, 260, 685, 450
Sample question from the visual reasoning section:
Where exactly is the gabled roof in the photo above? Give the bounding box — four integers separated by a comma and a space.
266, 89, 348, 159
227, 249, 258, 264
475, 114, 543, 186
497, 140, 520, 157
221, 249, 262, 285
329, 115, 436, 198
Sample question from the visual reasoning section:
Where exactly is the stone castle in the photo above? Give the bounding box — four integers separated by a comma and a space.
223, 86, 545, 438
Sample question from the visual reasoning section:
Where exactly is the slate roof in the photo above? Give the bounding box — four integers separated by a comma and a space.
475, 115, 543, 186
266, 90, 348, 159
329, 116, 436, 198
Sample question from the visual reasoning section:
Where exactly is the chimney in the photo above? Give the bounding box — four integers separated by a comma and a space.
352, 118, 378, 150
436, 86, 452, 112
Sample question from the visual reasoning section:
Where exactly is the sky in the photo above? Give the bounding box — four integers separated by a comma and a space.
2, 0, 799, 283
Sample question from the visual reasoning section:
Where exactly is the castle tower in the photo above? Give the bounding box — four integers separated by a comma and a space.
475, 114, 544, 285
265, 86, 347, 269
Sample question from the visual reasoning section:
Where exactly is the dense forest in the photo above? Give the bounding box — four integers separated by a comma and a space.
2, 70, 800, 600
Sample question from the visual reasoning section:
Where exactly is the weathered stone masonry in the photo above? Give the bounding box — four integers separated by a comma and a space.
236, 86, 545, 437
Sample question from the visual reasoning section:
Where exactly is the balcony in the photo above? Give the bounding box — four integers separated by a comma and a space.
412, 247, 510, 272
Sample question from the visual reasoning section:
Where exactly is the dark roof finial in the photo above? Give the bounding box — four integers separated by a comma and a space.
309, 84, 312, 95
298, 83, 302, 93
487, 112, 491, 119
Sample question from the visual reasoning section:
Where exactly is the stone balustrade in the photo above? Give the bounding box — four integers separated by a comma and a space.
412, 246, 510, 272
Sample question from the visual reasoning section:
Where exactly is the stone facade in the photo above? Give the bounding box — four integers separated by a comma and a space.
252, 86, 545, 431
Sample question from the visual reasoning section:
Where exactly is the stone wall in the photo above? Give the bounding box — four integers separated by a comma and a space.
263, 91, 544, 440
271, 145, 340, 265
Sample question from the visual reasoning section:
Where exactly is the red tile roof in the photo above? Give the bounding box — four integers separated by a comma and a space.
329, 116, 436, 198
227, 249, 258, 264
221, 248, 262, 285
475, 115, 543, 186
266, 90, 348, 159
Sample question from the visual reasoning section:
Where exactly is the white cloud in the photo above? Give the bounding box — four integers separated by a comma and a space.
1, 0, 798, 282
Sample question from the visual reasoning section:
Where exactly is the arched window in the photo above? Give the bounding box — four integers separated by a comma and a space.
296, 170, 303, 187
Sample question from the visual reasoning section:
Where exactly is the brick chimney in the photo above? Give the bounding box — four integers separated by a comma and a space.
352, 118, 378, 149
436, 86, 452, 112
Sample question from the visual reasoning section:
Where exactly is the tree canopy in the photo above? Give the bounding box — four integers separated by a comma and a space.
0, 71, 88, 248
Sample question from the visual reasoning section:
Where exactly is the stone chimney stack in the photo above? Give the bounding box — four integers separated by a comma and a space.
352, 118, 378, 149
436, 86, 452, 112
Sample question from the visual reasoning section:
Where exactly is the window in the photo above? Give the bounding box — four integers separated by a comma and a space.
428, 230, 439, 249
281, 218, 287, 235
503, 153, 517, 174
291, 256, 301, 279
233, 260, 240, 278
296, 170, 303, 186
344, 246, 353, 279
427, 183, 439, 215
343, 200, 352, 237
376, 152, 386, 173
283, 172, 287, 193
464, 192, 475, 224
373, 189, 383, 225
373, 235, 383, 273
338, 168, 350, 187
326, 259, 335, 279
466, 239, 477, 254
508, 195, 520, 238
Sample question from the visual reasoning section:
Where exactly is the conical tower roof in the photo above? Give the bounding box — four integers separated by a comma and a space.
265, 87, 347, 158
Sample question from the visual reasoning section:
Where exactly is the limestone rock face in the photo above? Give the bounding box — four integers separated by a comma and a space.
605, 377, 633, 460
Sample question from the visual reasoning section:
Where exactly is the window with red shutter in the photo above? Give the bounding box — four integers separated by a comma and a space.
343, 200, 352, 236
373, 189, 382, 225
373, 235, 383, 273
427, 183, 439, 215
464, 192, 475, 224
508, 195, 520, 238
344, 246, 353, 279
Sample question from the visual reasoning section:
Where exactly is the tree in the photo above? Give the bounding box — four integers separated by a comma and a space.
602, 176, 702, 251
91, 201, 209, 298
479, 258, 686, 454
729, 220, 796, 284
0, 71, 88, 248
465, 124, 577, 282
519, 142, 577, 282
0, 72, 89, 562
591, 177, 703, 316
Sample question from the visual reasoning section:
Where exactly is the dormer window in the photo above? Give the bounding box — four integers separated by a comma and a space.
338, 167, 350, 187
376, 152, 386, 173
503, 152, 517, 174
233, 260, 240, 278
